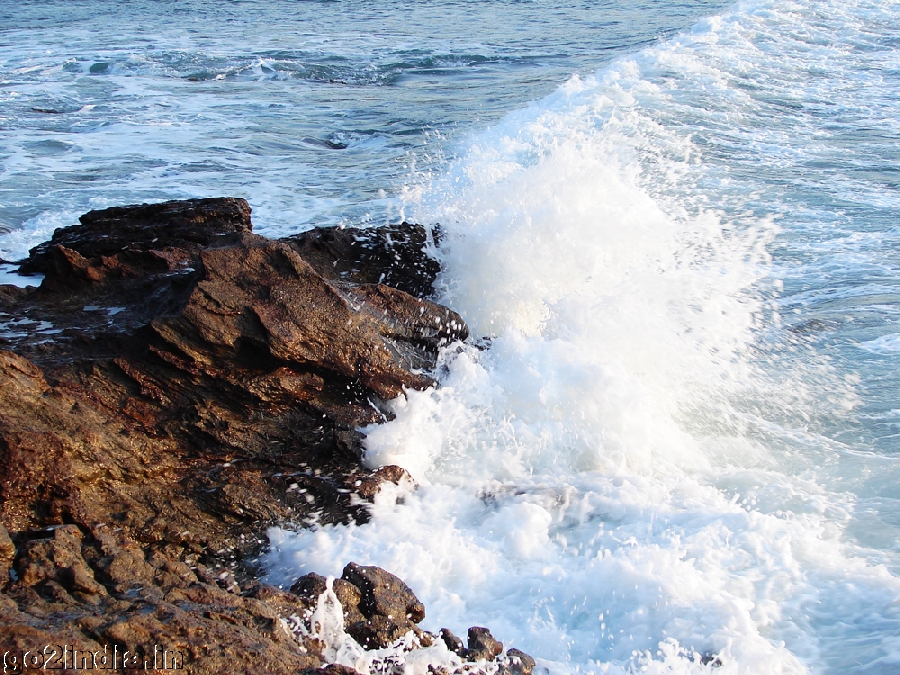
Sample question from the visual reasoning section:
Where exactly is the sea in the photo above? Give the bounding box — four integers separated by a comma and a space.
2, 0, 900, 673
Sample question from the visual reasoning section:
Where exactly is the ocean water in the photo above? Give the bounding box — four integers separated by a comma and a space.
4, 0, 900, 673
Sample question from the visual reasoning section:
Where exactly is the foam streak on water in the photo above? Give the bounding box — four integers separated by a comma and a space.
267, 1, 900, 673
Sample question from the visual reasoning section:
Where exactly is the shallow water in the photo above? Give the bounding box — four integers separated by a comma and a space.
5, 0, 900, 673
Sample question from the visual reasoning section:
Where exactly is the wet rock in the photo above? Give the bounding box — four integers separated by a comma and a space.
440, 627, 465, 655
341, 562, 425, 624
700, 652, 723, 667
354, 465, 416, 502
149, 232, 464, 401
20, 197, 252, 276
302, 665, 362, 675
285, 222, 441, 298
290, 572, 365, 625
0, 198, 482, 671
346, 614, 411, 649
337, 562, 430, 649
466, 626, 504, 662
0, 523, 14, 586
499, 648, 536, 675
0, 199, 469, 547
244, 582, 316, 620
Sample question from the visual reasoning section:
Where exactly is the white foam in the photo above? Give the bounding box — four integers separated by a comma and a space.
858, 334, 900, 355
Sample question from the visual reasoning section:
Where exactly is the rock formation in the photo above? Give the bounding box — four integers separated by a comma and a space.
0, 198, 531, 675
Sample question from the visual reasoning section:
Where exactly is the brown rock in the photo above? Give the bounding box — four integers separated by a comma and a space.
354, 465, 416, 502
341, 561, 425, 624
2, 534, 325, 675
0, 523, 14, 587
285, 222, 440, 298
244, 582, 316, 619
290, 572, 365, 625
302, 665, 363, 675
16, 525, 107, 598
346, 614, 409, 649
500, 648, 536, 675
150, 232, 463, 401
20, 197, 252, 276
467, 626, 504, 662
440, 627, 465, 655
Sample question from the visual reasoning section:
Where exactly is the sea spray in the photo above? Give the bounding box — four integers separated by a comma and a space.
281, 576, 468, 675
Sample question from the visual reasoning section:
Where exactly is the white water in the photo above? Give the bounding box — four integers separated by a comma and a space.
267, 1, 900, 673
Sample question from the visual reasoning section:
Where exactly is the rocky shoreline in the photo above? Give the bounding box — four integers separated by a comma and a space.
0, 199, 530, 674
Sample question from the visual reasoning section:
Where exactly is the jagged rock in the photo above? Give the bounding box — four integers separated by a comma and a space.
149, 232, 465, 401
244, 582, 317, 619
499, 648, 536, 675
0, 199, 468, 546
285, 222, 440, 298
346, 613, 411, 650
337, 562, 430, 650
354, 465, 416, 502
1, 524, 323, 675
466, 626, 504, 662
19, 197, 252, 277
16, 525, 107, 599
341, 562, 425, 624
290, 572, 365, 625
440, 627, 465, 655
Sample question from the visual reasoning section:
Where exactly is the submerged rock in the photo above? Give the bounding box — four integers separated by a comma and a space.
0, 198, 475, 674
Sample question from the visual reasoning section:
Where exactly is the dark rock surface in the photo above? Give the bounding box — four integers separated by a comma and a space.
0, 198, 526, 674
284, 222, 440, 298
18, 197, 252, 278
466, 626, 505, 662
501, 648, 537, 675
340, 562, 428, 649
291, 572, 366, 626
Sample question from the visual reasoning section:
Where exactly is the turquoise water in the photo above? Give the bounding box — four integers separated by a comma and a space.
6, 1, 900, 673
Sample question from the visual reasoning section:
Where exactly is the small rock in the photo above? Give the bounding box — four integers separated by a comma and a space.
290, 572, 365, 624
341, 562, 425, 623
354, 465, 416, 502
467, 626, 503, 662
500, 648, 536, 675
301, 665, 362, 675
346, 614, 408, 649
440, 627, 465, 655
